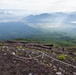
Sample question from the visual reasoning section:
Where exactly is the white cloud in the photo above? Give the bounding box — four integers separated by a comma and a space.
0, 0, 76, 14
71, 21, 76, 24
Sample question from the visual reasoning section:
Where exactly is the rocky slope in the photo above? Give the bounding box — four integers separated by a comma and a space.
0, 41, 76, 75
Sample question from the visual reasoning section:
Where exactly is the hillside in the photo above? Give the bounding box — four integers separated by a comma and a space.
0, 41, 76, 75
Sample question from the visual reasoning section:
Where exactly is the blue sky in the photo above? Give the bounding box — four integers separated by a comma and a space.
0, 0, 76, 14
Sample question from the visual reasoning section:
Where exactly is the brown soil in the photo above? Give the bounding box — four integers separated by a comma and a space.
0, 41, 76, 75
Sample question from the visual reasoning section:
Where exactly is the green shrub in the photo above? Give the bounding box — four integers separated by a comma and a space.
0, 43, 2, 46
58, 54, 66, 60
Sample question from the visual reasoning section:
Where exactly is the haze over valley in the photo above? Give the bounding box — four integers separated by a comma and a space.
0, 10, 76, 46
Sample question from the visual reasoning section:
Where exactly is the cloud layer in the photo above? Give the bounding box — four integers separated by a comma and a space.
0, 0, 76, 14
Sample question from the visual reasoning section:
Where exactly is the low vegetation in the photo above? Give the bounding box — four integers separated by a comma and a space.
58, 54, 66, 61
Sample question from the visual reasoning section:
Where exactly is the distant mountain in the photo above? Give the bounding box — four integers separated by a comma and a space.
0, 11, 76, 41
0, 11, 76, 28
64, 12, 76, 24
23, 12, 76, 28
0, 22, 40, 40
23, 13, 56, 23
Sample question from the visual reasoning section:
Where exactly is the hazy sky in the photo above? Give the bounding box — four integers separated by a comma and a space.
0, 0, 76, 14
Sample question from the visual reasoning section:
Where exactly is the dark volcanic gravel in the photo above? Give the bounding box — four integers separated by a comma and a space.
0, 41, 76, 75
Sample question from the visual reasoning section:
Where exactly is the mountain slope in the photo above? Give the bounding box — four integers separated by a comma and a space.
0, 22, 40, 40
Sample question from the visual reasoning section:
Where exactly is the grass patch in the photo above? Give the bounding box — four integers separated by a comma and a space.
58, 54, 66, 61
